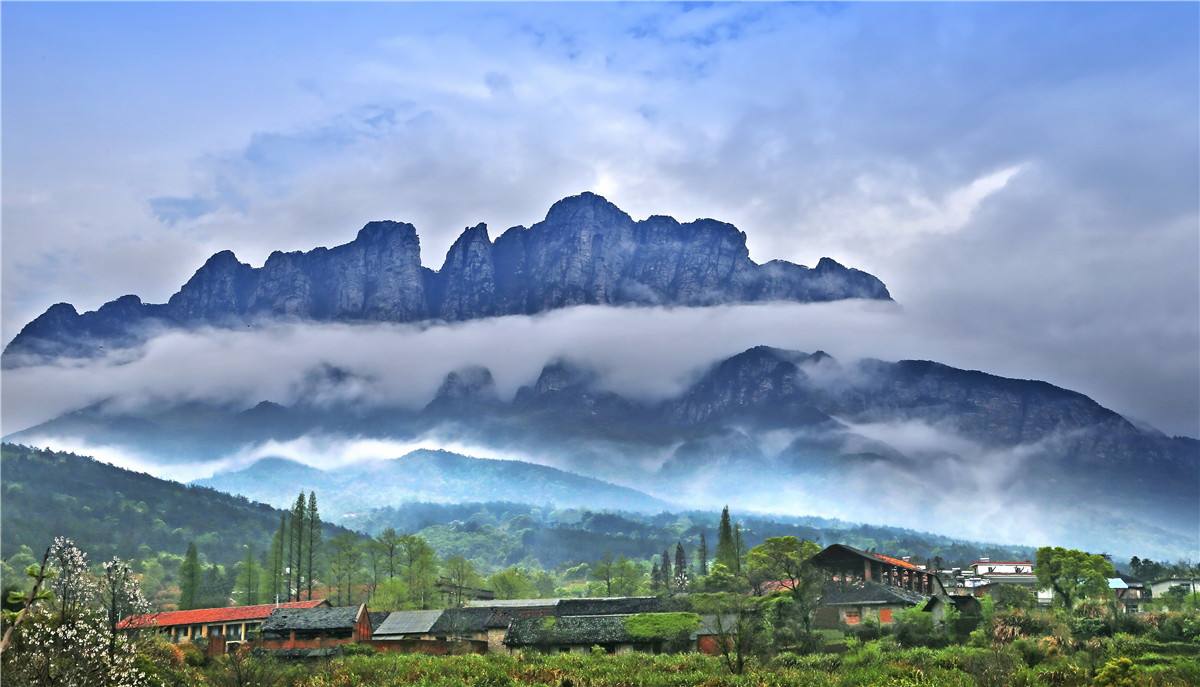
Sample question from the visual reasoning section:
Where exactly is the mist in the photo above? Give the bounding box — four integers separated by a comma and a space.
2, 298, 1179, 437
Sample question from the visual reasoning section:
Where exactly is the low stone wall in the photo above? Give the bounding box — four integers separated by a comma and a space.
366, 639, 488, 655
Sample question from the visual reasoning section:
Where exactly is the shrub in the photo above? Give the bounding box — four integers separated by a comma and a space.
1093, 657, 1144, 687
893, 607, 948, 648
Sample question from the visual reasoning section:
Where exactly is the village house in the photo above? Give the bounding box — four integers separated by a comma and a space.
258, 604, 372, 656
809, 544, 949, 629
1149, 577, 1200, 601
116, 599, 328, 645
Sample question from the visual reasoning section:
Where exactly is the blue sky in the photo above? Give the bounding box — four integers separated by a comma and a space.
3, 2, 1198, 435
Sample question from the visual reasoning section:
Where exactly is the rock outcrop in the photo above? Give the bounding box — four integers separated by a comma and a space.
4, 193, 890, 363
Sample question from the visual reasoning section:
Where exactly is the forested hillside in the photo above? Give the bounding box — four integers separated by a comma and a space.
0, 443, 355, 565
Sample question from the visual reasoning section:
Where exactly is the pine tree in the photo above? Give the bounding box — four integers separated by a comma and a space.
674, 542, 688, 590
733, 523, 744, 575
291, 492, 306, 601
698, 531, 709, 576
716, 506, 736, 570
650, 561, 661, 592
284, 509, 293, 602
179, 542, 200, 610
271, 514, 286, 603
236, 546, 260, 605
307, 491, 320, 601
661, 548, 672, 592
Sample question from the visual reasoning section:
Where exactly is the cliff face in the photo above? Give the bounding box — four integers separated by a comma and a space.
4, 192, 891, 363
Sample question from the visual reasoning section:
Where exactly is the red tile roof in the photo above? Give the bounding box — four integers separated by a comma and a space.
871, 552, 921, 571
970, 561, 1032, 566
118, 599, 327, 629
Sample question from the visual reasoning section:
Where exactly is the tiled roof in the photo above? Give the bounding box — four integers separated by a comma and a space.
117, 599, 326, 629
262, 605, 362, 632
970, 561, 1032, 566
430, 607, 504, 634
506, 615, 634, 646
821, 581, 928, 607
811, 544, 924, 572
557, 597, 662, 616
374, 610, 444, 637
466, 598, 560, 608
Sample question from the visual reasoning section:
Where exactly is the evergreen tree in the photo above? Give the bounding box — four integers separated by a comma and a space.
716, 506, 736, 570
698, 531, 709, 576
733, 523, 745, 575
650, 560, 662, 592
234, 546, 260, 605
661, 548, 672, 592
179, 542, 200, 610
270, 514, 286, 603
291, 492, 306, 601
283, 509, 293, 603
307, 491, 321, 601
674, 542, 688, 590
198, 563, 227, 608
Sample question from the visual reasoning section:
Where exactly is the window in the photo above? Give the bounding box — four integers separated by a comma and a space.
879, 608, 894, 623
843, 610, 861, 625
209, 625, 222, 637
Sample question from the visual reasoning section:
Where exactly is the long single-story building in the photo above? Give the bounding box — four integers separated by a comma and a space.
116, 599, 328, 644
259, 604, 373, 654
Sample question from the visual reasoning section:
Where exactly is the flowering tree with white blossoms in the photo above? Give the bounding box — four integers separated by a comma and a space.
2, 538, 150, 687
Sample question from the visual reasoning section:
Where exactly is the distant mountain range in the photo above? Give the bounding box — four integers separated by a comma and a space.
13, 345, 1198, 558
2, 192, 889, 363
193, 449, 670, 517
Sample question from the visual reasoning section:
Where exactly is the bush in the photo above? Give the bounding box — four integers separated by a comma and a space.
1093, 656, 1144, 687
893, 607, 949, 648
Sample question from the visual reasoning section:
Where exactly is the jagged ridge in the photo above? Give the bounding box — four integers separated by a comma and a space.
4, 192, 890, 363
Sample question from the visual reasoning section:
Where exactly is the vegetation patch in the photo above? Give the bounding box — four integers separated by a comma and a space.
624, 612, 701, 641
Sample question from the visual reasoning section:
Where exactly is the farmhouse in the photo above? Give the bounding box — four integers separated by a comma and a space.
258, 604, 372, 655
116, 599, 328, 645
809, 544, 948, 629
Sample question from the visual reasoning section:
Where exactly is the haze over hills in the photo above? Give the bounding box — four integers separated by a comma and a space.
2, 192, 889, 364
194, 449, 672, 517
12, 344, 1198, 558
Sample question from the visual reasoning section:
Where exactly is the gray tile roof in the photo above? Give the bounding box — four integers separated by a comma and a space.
373, 610, 444, 637
557, 597, 662, 616
429, 607, 505, 634
505, 614, 635, 647
262, 605, 361, 632
466, 598, 560, 608
820, 581, 928, 607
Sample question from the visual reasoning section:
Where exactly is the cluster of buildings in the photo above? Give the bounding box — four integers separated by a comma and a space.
119, 543, 1195, 658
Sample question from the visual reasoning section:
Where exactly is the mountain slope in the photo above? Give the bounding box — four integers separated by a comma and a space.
3, 192, 890, 364
194, 449, 672, 517
0, 444, 360, 565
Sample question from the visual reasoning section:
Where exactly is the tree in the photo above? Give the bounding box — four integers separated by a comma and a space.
327, 534, 361, 606
592, 553, 615, 595
1, 542, 54, 655
489, 567, 537, 600
698, 532, 709, 577
283, 509, 294, 603
692, 592, 764, 675
1035, 547, 1115, 611
746, 537, 823, 632
99, 557, 150, 658
733, 524, 745, 575
611, 557, 644, 596
989, 583, 1035, 611
443, 556, 481, 608
290, 492, 306, 601
306, 491, 321, 601
179, 543, 201, 610
661, 548, 673, 593
371, 577, 412, 612
674, 542, 689, 591
198, 563, 229, 608
378, 528, 401, 579
716, 506, 736, 571
651, 561, 662, 592
233, 546, 261, 606
269, 515, 286, 603
399, 535, 439, 609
